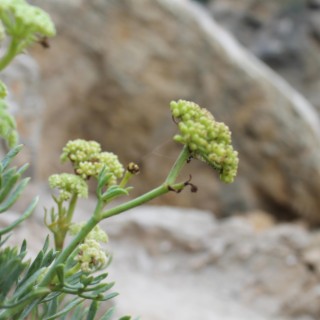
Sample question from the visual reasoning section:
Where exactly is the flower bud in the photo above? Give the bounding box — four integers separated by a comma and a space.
48, 173, 88, 201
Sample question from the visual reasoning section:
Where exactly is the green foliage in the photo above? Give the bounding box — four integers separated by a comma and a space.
0, 241, 28, 301
0, 145, 38, 235
0, 231, 118, 319
0, 99, 18, 148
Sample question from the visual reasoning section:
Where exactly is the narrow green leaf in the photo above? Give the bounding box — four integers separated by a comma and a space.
43, 297, 83, 320
0, 197, 38, 236
0, 293, 46, 317
86, 300, 99, 320
69, 304, 86, 320
1, 145, 23, 170
55, 264, 65, 285
0, 169, 19, 203
42, 235, 50, 253
0, 177, 30, 213
83, 281, 114, 293
41, 291, 61, 303
97, 171, 113, 191
90, 291, 118, 302
42, 249, 57, 268
14, 267, 46, 298
19, 240, 27, 255
100, 307, 115, 320
46, 296, 59, 317
88, 272, 109, 285
80, 274, 94, 286
21, 247, 44, 281
16, 163, 29, 175
0, 250, 27, 300
0, 234, 11, 246
18, 296, 44, 320
101, 186, 129, 203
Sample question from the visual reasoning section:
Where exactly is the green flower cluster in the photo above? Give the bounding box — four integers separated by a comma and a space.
170, 100, 239, 183
0, 100, 17, 148
0, 81, 17, 147
48, 173, 88, 201
69, 223, 108, 243
61, 139, 101, 164
0, 20, 5, 42
0, 0, 55, 39
70, 223, 108, 273
0, 81, 7, 98
75, 239, 108, 273
61, 139, 124, 184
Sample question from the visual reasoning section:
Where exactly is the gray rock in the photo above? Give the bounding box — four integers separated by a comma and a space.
206, 0, 320, 114
8, 195, 320, 320
103, 206, 320, 319
24, 0, 320, 223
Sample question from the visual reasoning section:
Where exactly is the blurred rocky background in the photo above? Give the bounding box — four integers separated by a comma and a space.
3, 0, 320, 319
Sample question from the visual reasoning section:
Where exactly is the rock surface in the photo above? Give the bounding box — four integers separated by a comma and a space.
205, 0, 320, 114
104, 206, 320, 320
26, 0, 320, 222
4, 196, 320, 320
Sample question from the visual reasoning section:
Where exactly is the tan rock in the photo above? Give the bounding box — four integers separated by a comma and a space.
28, 0, 320, 222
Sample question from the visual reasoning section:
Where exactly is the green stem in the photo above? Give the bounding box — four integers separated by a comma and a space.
52, 145, 189, 268
40, 197, 105, 286
119, 171, 133, 188
40, 215, 100, 288
165, 145, 190, 185
101, 184, 169, 219
66, 194, 78, 224
0, 37, 20, 71
54, 195, 78, 251
102, 145, 190, 219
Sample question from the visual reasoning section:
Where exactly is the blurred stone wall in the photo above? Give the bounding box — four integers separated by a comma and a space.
205, 0, 320, 112
10, 0, 320, 223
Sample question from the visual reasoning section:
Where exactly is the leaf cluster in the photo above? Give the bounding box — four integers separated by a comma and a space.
0, 145, 38, 236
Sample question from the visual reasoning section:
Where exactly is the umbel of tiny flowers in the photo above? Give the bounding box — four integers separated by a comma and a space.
75, 239, 108, 273
49, 173, 88, 202
70, 223, 109, 273
170, 99, 239, 183
61, 139, 124, 184
0, 0, 56, 71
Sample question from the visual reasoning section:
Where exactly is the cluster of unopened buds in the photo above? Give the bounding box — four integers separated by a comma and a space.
61, 139, 124, 183
170, 100, 239, 183
0, 0, 55, 42
75, 239, 108, 273
70, 224, 109, 273
48, 173, 88, 201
